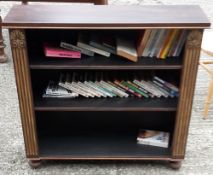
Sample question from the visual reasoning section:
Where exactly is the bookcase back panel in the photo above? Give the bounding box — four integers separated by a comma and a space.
36, 111, 175, 158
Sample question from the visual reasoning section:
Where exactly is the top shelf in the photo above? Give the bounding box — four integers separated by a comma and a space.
3, 5, 210, 29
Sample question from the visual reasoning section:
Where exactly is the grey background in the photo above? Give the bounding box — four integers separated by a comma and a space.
0, 0, 213, 174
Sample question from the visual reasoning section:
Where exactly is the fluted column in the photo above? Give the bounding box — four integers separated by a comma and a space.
172, 30, 203, 158
9, 29, 39, 158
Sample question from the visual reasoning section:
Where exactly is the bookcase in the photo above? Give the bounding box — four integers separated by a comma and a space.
3, 5, 210, 169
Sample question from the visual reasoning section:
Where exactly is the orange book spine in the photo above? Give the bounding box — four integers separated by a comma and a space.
158, 30, 173, 59
160, 29, 179, 59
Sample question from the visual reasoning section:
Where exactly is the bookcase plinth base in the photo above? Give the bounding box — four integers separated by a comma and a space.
28, 159, 42, 169
169, 160, 182, 169
0, 54, 7, 63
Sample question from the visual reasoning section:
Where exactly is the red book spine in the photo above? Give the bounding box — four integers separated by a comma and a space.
44, 46, 81, 58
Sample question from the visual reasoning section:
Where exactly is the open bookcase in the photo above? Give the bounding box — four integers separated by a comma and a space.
3, 5, 210, 169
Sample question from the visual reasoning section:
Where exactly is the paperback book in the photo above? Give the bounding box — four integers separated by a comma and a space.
137, 129, 169, 148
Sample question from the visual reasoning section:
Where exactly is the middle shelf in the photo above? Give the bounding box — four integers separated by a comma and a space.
34, 97, 178, 112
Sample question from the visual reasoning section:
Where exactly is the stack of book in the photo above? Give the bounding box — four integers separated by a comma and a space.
137, 129, 170, 148
42, 73, 179, 99
43, 30, 187, 62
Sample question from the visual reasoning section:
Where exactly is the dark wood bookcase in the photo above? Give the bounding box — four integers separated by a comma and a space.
3, 5, 210, 169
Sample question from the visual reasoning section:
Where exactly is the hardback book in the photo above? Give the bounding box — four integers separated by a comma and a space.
137, 129, 169, 148
136, 29, 152, 57
89, 35, 116, 54
60, 41, 94, 56
159, 29, 179, 59
173, 30, 188, 57
77, 34, 111, 57
44, 44, 81, 59
116, 37, 138, 62
142, 29, 158, 57
149, 29, 166, 57
157, 30, 173, 58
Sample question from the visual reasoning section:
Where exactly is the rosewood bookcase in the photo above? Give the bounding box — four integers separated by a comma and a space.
3, 5, 210, 169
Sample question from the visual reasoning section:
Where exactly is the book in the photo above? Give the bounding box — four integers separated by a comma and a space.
153, 76, 179, 95
173, 30, 188, 57
77, 34, 111, 57
116, 37, 138, 62
102, 36, 116, 53
150, 29, 167, 57
157, 30, 173, 58
60, 41, 94, 56
43, 81, 78, 98
142, 29, 158, 57
137, 129, 169, 148
44, 44, 81, 59
159, 29, 179, 59
136, 29, 152, 57
89, 35, 116, 54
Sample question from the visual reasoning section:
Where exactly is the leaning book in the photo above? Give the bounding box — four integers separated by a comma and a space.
137, 129, 169, 148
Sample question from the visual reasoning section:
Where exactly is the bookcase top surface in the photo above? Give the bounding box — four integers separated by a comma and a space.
3, 5, 210, 29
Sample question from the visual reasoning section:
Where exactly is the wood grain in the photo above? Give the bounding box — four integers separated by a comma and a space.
172, 30, 203, 158
3, 0, 107, 4
3, 5, 210, 29
9, 29, 39, 158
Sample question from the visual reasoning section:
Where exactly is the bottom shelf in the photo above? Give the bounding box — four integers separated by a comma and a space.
39, 132, 171, 158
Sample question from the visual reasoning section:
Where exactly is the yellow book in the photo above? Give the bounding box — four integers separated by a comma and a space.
160, 29, 179, 59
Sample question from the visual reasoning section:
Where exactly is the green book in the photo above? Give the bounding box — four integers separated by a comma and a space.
121, 81, 149, 98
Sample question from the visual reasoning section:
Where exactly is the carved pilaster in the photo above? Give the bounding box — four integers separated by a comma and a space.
0, 15, 7, 63
172, 30, 203, 158
9, 29, 38, 158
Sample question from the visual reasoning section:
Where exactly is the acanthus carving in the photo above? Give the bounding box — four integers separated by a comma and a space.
186, 30, 203, 48
10, 30, 26, 48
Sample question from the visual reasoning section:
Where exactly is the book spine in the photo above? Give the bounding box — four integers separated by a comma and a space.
107, 81, 130, 97
127, 81, 149, 98
95, 81, 116, 97
114, 80, 142, 98
142, 29, 157, 57
137, 140, 168, 148
133, 80, 155, 98
153, 76, 179, 93
84, 81, 107, 97
45, 47, 81, 58
148, 81, 169, 98
121, 81, 148, 98
77, 42, 111, 57
90, 41, 116, 54
101, 81, 129, 98
60, 42, 94, 56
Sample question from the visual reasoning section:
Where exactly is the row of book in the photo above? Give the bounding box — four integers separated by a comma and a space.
137, 29, 188, 59
44, 30, 187, 62
137, 129, 169, 148
43, 74, 179, 98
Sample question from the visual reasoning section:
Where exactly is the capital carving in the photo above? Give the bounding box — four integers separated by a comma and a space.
10, 30, 26, 48
186, 30, 203, 48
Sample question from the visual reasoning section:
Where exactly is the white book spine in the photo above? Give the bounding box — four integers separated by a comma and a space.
60, 42, 94, 56
77, 42, 110, 57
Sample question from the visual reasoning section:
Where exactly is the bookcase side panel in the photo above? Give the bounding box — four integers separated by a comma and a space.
9, 29, 39, 158
172, 29, 203, 158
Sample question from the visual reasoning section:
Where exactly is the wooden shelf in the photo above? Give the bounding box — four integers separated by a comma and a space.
29, 55, 182, 70
39, 132, 171, 158
34, 97, 178, 112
